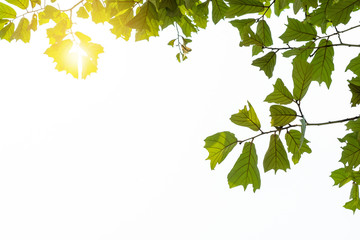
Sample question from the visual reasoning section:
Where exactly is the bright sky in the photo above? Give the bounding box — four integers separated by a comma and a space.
0, 2, 360, 239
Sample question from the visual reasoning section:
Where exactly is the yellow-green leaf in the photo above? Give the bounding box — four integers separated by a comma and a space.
264, 78, 294, 105
5, 0, 29, 10
225, 0, 265, 18
227, 142, 261, 192
270, 105, 297, 127
292, 58, 314, 101
77, 6, 89, 19
0, 22, 15, 41
310, 39, 334, 88
285, 129, 311, 164
252, 51, 276, 78
230, 101, 261, 131
204, 131, 238, 170
263, 134, 290, 173
280, 17, 317, 43
11, 17, 30, 43
0, 2, 16, 19
91, 0, 107, 23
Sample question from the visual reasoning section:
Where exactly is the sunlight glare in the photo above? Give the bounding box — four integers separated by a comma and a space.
69, 43, 86, 80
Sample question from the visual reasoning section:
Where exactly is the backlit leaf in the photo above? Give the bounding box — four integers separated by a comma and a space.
346, 53, 360, 76
282, 41, 315, 60
29, 13, 37, 31
327, 0, 360, 26
109, 9, 133, 41
225, 0, 265, 18
92, 0, 108, 23
230, 101, 261, 131
339, 133, 360, 170
77, 6, 89, 19
0, 22, 15, 41
310, 39, 334, 88
348, 80, 360, 107
344, 183, 360, 213
5, 0, 29, 10
204, 131, 238, 170
280, 17, 317, 43
270, 105, 297, 127
256, 20, 272, 47
10, 17, 30, 43
230, 18, 255, 39
252, 51, 276, 78
285, 129, 311, 164
292, 58, 314, 101
212, 0, 228, 24
331, 168, 352, 187
263, 134, 290, 173
264, 78, 294, 105
30, 0, 41, 8
0, 2, 16, 18
227, 142, 261, 192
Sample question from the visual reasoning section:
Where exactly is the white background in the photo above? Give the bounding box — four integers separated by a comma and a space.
0, 1, 360, 239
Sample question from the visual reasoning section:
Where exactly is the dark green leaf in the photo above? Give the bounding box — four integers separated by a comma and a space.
339, 134, 360, 170
256, 20, 272, 46
227, 142, 261, 192
252, 51, 276, 78
346, 53, 360, 76
230, 101, 261, 131
263, 134, 290, 173
204, 131, 238, 170
270, 105, 297, 127
349, 81, 360, 107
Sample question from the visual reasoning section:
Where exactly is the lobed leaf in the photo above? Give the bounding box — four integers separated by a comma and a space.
252, 51, 276, 78
327, 0, 360, 26
270, 105, 297, 127
282, 41, 315, 60
264, 78, 294, 105
285, 129, 311, 164
10, 17, 30, 43
227, 142, 261, 192
280, 17, 317, 43
292, 58, 314, 101
310, 39, 334, 88
263, 134, 290, 173
348, 81, 360, 107
346, 53, 360, 76
230, 101, 261, 131
331, 168, 352, 187
339, 134, 360, 170
204, 131, 238, 170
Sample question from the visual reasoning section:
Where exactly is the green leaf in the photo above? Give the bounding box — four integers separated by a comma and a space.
344, 183, 360, 213
279, 17, 317, 43
225, 0, 265, 18
230, 18, 255, 39
346, 118, 360, 132
293, 0, 302, 14
230, 101, 261, 131
282, 41, 315, 60
349, 81, 360, 107
339, 134, 360, 170
285, 129, 311, 164
346, 53, 360, 76
263, 134, 290, 173
92, 0, 108, 23
252, 51, 276, 78
264, 78, 294, 105
331, 168, 352, 187
292, 58, 314, 101
240, 30, 263, 47
0, 22, 15, 41
5, 0, 29, 10
310, 39, 334, 88
127, 2, 159, 30
77, 6, 89, 19
0, 2, 16, 18
227, 142, 261, 192
10, 17, 30, 43
256, 20, 272, 47
270, 105, 297, 127
167, 38, 176, 47
204, 131, 238, 170
308, 0, 331, 33
177, 15, 198, 37
274, 0, 291, 16
327, 0, 360, 26
109, 9, 133, 41
212, 0, 229, 24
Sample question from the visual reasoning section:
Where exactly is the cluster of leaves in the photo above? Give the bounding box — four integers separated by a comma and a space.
203, 0, 360, 213
2, 0, 360, 212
